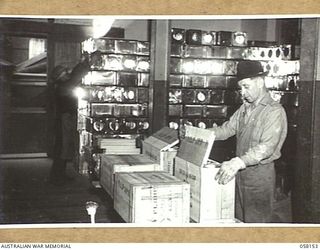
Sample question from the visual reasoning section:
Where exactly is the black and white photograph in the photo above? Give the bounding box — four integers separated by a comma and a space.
0, 16, 319, 229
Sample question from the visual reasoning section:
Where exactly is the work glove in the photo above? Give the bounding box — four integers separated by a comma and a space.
215, 157, 246, 185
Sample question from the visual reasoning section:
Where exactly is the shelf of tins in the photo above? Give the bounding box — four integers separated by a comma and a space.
77, 38, 151, 180
168, 28, 300, 162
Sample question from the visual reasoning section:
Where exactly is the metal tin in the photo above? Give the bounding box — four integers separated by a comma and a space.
169, 104, 183, 116
232, 32, 248, 47
184, 75, 206, 88
122, 55, 137, 71
170, 58, 183, 74
186, 29, 202, 45
169, 89, 182, 104
184, 45, 211, 58
206, 76, 227, 89
171, 28, 186, 44
138, 73, 150, 87
171, 44, 184, 57
137, 87, 149, 103
210, 89, 226, 104
136, 41, 150, 55
102, 54, 123, 71
184, 105, 204, 117
210, 46, 227, 58
83, 71, 117, 86
226, 47, 248, 59
118, 72, 138, 86
224, 60, 237, 75
201, 31, 216, 45
169, 74, 184, 87
136, 56, 150, 72
90, 103, 114, 117
93, 39, 116, 53
216, 31, 233, 46
115, 40, 137, 54
204, 105, 228, 118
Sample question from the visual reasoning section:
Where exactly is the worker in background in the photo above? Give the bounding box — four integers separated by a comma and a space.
211, 60, 288, 222
48, 51, 100, 185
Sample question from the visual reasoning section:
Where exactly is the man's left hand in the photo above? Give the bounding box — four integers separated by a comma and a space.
215, 157, 246, 185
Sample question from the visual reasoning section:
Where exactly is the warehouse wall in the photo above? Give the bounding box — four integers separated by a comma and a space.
172, 19, 242, 31
112, 18, 278, 42
241, 19, 277, 41
113, 20, 150, 41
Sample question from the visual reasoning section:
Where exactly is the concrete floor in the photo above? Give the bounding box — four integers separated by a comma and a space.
0, 157, 292, 225
0, 158, 124, 224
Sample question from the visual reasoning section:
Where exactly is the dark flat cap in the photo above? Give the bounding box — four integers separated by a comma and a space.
237, 60, 268, 81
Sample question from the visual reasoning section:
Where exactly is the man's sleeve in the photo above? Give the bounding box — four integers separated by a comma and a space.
208, 106, 242, 140
69, 60, 90, 87
239, 106, 288, 166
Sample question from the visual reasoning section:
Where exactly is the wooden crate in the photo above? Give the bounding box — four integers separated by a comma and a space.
114, 171, 190, 223
97, 138, 141, 155
142, 127, 178, 175
174, 156, 235, 223
142, 144, 177, 175
99, 127, 178, 198
100, 154, 161, 198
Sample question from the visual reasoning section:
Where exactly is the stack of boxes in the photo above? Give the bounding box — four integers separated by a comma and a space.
100, 126, 189, 223
100, 127, 178, 198
98, 125, 237, 224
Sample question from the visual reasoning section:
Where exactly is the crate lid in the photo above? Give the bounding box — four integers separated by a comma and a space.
177, 125, 216, 167
117, 171, 186, 186
143, 126, 179, 151
101, 154, 156, 165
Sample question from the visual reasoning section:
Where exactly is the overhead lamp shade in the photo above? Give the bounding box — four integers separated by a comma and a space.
92, 17, 115, 39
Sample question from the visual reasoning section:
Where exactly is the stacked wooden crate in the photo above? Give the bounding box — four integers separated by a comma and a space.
99, 127, 191, 223
100, 127, 179, 197
114, 171, 190, 223
97, 138, 141, 155
101, 125, 237, 223
100, 154, 161, 198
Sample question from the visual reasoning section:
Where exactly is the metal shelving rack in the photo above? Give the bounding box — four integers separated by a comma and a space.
77, 38, 151, 185
168, 28, 300, 176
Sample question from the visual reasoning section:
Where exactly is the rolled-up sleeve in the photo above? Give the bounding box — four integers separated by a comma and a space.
239, 106, 287, 166
208, 106, 243, 140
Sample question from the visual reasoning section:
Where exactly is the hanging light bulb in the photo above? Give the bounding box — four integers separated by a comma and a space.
92, 17, 115, 39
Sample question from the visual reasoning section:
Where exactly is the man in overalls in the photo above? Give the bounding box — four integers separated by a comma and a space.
213, 60, 288, 223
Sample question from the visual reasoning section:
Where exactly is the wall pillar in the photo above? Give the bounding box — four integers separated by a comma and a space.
294, 18, 320, 223
149, 20, 171, 133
